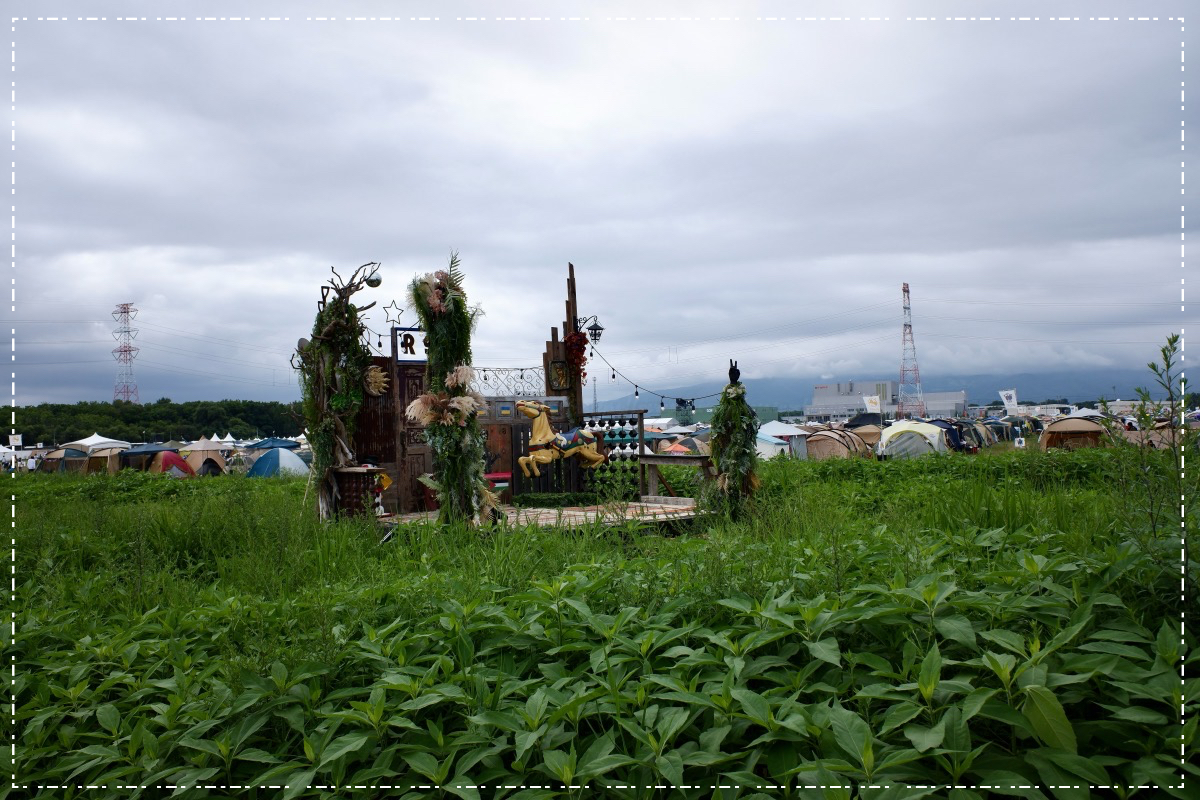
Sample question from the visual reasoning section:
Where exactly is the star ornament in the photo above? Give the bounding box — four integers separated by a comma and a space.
383, 300, 405, 325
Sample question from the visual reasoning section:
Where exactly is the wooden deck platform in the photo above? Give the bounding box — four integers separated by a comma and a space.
381, 495, 702, 529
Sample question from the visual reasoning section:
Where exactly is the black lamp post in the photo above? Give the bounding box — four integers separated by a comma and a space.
576, 315, 604, 343
576, 316, 604, 411
586, 320, 604, 344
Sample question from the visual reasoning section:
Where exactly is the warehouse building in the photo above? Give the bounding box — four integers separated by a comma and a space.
801, 379, 967, 423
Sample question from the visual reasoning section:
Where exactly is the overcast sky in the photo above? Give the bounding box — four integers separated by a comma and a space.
7, 0, 1190, 408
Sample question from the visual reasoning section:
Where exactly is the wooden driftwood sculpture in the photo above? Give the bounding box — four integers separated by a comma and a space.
294, 262, 381, 520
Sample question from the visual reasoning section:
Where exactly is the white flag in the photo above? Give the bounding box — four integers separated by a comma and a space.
999, 389, 1018, 414
862, 395, 882, 414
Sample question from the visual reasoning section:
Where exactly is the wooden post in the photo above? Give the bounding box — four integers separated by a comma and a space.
543, 262, 585, 427
564, 263, 584, 427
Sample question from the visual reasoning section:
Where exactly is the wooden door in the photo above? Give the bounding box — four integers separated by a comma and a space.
398, 364, 432, 512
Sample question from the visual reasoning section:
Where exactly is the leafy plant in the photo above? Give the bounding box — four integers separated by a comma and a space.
405, 253, 494, 527
707, 366, 760, 520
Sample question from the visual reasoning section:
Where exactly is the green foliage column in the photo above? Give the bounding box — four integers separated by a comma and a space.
405, 254, 495, 526
295, 263, 379, 520
708, 367, 760, 519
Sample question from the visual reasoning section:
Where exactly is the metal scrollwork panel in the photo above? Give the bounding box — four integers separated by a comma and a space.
471, 367, 546, 397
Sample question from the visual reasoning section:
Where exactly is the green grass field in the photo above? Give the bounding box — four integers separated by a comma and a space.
8, 446, 1197, 799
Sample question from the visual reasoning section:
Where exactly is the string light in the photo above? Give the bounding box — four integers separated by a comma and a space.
590, 345, 724, 406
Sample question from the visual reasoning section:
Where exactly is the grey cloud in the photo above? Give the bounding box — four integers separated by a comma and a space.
9, 1, 1189, 405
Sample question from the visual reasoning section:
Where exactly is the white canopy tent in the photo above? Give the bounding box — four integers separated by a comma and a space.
59, 433, 132, 454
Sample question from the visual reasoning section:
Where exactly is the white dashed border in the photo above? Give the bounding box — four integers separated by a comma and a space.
7, 14, 1188, 794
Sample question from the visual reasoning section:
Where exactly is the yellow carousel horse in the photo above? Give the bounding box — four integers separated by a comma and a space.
516, 400, 607, 477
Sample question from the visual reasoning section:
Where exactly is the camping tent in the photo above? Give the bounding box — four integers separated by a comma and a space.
926, 420, 965, 451
879, 421, 951, 454
845, 412, 885, 429
1039, 417, 1108, 451
972, 421, 997, 447
984, 420, 1012, 442
60, 433, 132, 454
244, 437, 302, 450
41, 447, 88, 472
181, 438, 228, 476
879, 430, 938, 460
952, 420, 984, 451
804, 429, 871, 460
120, 443, 181, 471
149, 451, 196, 477
851, 424, 882, 447
668, 436, 710, 455
247, 447, 309, 477
756, 433, 789, 459
86, 447, 127, 475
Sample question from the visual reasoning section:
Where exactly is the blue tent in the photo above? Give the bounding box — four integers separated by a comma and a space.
926, 419, 965, 451
245, 437, 301, 450
247, 447, 310, 477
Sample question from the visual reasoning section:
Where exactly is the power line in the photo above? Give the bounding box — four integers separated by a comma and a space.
17, 339, 293, 370
922, 332, 1161, 346
6, 317, 298, 356
137, 359, 292, 387
602, 318, 894, 366
135, 318, 297, 355
15, 360, 110, 365
589, 334, 896, 402
922, 298, 1178, 307
920, 314, 1181, 326
15, 358, 294, 387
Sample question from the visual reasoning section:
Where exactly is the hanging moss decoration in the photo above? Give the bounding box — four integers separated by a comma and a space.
708, 359, 760, 519
295, 262, 380, 520
405, 253, 496, 527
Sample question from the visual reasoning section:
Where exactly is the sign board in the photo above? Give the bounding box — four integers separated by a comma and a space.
548, 360, 572, 391
8, 434, 21, 447
1014, 437, 1026, 449
393, 326, 427, 363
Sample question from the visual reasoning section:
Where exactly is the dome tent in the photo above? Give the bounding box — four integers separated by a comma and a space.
879, 421, 951, 453
148, 451, 195, 478
247, 447, 309, 477
880, 431, 937, 460
804, 429, 871, 460
181, 438, 228, 476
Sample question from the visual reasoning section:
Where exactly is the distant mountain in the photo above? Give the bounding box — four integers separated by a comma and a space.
594, 368, 1160, 414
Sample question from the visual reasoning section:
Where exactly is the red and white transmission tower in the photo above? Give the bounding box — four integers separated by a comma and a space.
896, 283, 926, 419
112, 302, 140, 404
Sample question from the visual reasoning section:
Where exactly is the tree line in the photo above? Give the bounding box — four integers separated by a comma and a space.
15, 398, 304, 448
